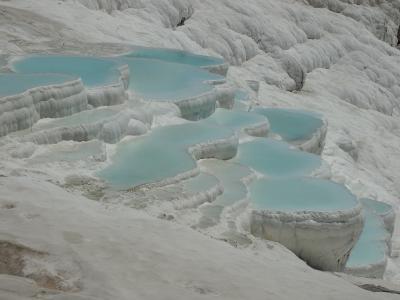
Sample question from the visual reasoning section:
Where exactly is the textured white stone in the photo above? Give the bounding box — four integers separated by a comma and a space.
250, 204, 364, 272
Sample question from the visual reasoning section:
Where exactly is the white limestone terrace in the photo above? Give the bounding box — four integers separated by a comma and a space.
1, 176, 398, 300
250, 177, 364, 272
1, 0, 400, 299
11, 55, 129, 107
0, 73, 87, 137
19, 105, 151, 144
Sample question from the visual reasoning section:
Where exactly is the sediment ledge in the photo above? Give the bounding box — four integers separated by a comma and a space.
0, 78, 87, 137
250, 178, 363, 272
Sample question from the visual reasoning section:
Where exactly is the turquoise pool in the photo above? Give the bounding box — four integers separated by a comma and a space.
124, 47, 224, 67
235, 139, 322, 178
98, 121, 234, 189
121, 57, 223, 101
12, 55, 122, 87
346, 207, 389, 267
0, 73, 77, 97
206, 108, 268, 134
253, 107, 323, 142
250, 177, 359, 213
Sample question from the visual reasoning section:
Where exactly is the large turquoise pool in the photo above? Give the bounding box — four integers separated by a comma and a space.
98, 121, 234, 189
250, 177, 359, 213
253, 107, 323, 142
12, 55, 122, 87
121, 57, 223, 101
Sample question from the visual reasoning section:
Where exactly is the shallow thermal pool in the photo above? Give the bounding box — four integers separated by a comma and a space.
206, 108, 268, 135
252, 107, 323, 142
12, 55, 122, 87
235, 138, 322, 178
98, 121, 234, 189
0, 73, 77, 97
250, 177, 359, 213
124, 47, 224, 67
121, 57, 223, 101
346, 207, 389, 267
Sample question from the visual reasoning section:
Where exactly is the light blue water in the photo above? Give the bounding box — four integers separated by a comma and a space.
253, 107, 323, 142
12, 55, 122, 87
206, 108, 268, 134
250, 177, 359, 212
0, 73, 76, 97
98, 121, 234, 189
235, 139, 321, 178
360, 198, 393, 216
346, 208, 389, 267
121, 57, 223, 101
124, 47, 224, 67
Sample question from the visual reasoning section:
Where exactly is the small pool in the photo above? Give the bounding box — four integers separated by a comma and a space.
235, 139, 322, 178
98, 121, 234, 189
12, 55, 122, 87
124, 46, 224, 67
346, 208, 389, 268
0, 73, 77, 97
122, 57, 223, 101
206, 108, 268, 134
250, 177, 359, 213
252, 107, 323, 142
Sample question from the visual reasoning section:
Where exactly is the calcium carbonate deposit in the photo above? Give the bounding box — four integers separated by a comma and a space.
1, 1, 400, 300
